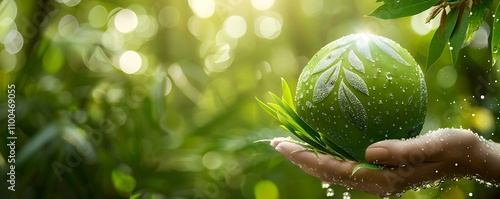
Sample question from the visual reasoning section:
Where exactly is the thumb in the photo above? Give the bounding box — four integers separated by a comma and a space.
365, 137, 441, 166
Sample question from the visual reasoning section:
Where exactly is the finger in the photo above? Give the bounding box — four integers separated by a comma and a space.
273, 141, 358, 182
365, 135, 443, 166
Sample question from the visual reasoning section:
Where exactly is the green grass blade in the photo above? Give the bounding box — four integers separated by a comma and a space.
256, 97, 279, 120
281, 78, 296, 111
351, 163, 384, 176
320, 134, 357, 161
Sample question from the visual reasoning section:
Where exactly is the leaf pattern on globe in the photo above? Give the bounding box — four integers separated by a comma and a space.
338, 81, 368, 132
312, 45, 350, 75
355, 38, 374, 62
348, 50, 365, 73
312, 61, 341, 103
343, 68, 369, 96
312, 34, 373, 104
369, 34, 410, 66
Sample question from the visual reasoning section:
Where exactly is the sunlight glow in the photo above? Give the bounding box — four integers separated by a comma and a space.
119, 51, 142, 74
114, 9, 138, 33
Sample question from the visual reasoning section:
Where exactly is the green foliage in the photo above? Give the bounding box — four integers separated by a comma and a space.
492, 3, 500, 64
370, 0, 497, 69
368, 0, 440, 19
1, 0, 499, 198
257, 80, 358, 161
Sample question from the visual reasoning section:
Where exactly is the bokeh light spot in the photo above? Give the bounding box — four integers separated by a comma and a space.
251, 0, 274, 11
204, 42, 232, 73
411, 9, 439, 35
0, 0, 17, 19
202, 151, 223, 170
0, 49, 16, 72
472, 107, 495, 134
101, 30, 123, 51
88, 5, 108, 28
188, 0, 215, 18
0, 0, 17, 38
114, 9, 138, 33
436, 65, 457, 89
469, 22, 490, 49
56, 0, 81, 7
255, 16, 282, 40
3, 30, 23, 54
254, 180, 279, 199
224, 15, 247, 39
58, 14, 79, 38
158, 6, 180, 28
300, 0, 323, 16
119, 51, 142, 74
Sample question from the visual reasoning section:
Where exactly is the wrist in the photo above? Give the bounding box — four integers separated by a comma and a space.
471, 138, 500, 183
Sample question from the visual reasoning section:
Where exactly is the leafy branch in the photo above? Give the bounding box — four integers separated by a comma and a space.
370, 0, 497, 71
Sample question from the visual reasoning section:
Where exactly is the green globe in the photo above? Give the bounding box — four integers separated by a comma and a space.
295, 33, 428, 162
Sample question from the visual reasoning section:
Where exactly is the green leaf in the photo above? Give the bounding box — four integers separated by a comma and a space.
426, 9, 460, 71
491, 3, 500, 65
449, 7, 471, 66
368, 0, 440, 19
465, 0, 492, 42
351, 163, 384, 176
281, 78, 295, 111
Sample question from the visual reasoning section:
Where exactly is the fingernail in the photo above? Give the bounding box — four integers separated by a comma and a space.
270, 137, 289, 148
366, 147, 388, 163
274, 142, 303, 155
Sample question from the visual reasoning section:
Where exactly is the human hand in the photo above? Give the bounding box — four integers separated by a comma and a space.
271, 128, 500, 196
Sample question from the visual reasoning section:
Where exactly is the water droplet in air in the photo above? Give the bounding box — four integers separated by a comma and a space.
449, 46, 454, 51
469, 192, 473, 197
480, 95, 485, 99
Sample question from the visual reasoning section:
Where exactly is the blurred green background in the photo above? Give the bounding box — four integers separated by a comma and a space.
1, 0, 500, 198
